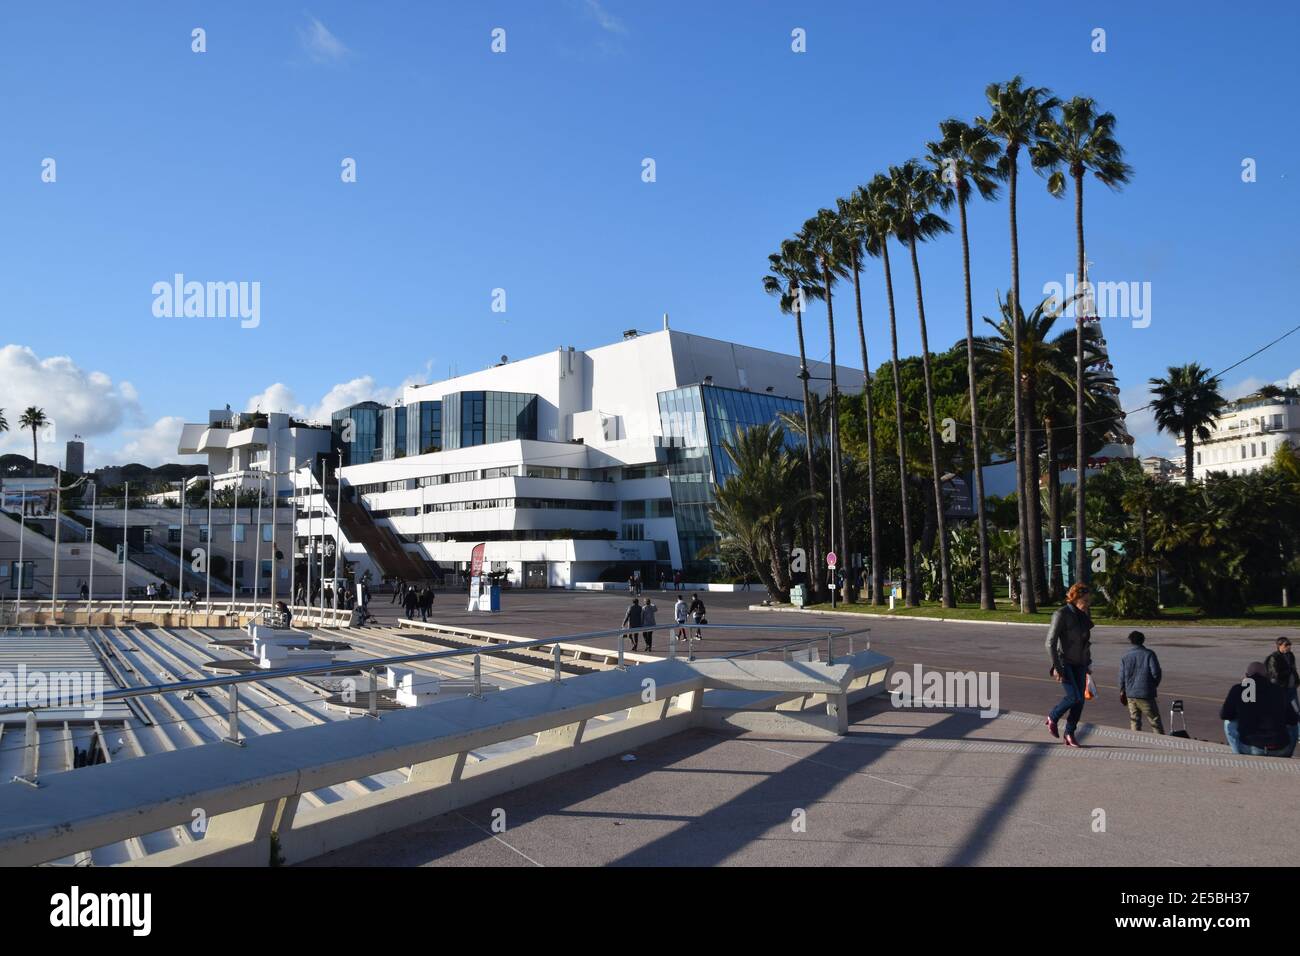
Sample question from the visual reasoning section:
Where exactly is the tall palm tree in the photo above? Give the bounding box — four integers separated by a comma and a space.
888, 160, 955, 608
799, 209, 852, 598
764, 240, 827, 598
837, 188, 884, 604
19, 407, 48, 478
1149, 363, 1225, 484
861, 175, 919, 605
927, 119, 1003, 610
978, 76, 1059, 613
0, 408, 8, 437
1035, 96, 1133, 585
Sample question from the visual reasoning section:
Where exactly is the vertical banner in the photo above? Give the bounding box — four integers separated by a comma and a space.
468, 542, 486, 610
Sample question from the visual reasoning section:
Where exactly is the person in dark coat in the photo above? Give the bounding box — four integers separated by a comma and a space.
1045, 582, 1094, 748
403, 585, 419, 620
1221, 659, 1298, 756
1119, 630, 1164, 733
419, 585, 434, 622
622, 597, 643, 650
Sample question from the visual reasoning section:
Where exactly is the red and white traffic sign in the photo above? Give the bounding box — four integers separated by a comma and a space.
826, 552, 837, 568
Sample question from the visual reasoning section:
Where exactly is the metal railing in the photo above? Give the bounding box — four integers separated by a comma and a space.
0, 622, 855, 749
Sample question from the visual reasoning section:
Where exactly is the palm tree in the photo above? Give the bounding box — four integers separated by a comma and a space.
887, 160, 955, 608
0, 408, 8, 437
1149, 363, 1225, 484
927, 118, 1003, 610
837, 188, 884, 604
978, 76, 1059, 613
1036, 95, 1133, 585
764, 240, 827, 599
710, 422, 805, 601
19, 407, 48, 477
799, 209, 852, 598
861, 175, 919, 605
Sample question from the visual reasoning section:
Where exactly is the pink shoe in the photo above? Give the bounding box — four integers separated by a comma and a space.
1063, 733, 1082, 748
1045, 716, 1059, 739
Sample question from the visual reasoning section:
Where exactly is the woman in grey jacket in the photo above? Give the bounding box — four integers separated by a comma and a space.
1045, 583, 1094, 748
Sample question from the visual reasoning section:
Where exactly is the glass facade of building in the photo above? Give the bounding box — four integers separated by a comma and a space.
332, 401, 385, 466
657, 384, 803, 572
442, 391, 538, 450
406, 400, 442, 455
381, 405, 407, 461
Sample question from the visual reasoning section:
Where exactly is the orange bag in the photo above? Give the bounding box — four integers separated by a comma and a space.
1083, 673, 1096, 701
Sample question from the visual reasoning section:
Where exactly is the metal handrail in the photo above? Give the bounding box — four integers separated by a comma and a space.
0, 621, 850, 717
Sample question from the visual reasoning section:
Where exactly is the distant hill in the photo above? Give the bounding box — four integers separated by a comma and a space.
0, 453, 205, 491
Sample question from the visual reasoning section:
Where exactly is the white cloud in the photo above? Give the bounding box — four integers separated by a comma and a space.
245, 383, 305, 418
108, 416, 188, 467
583, 0, 627, 35
0, 344, 143, 463
299, 15, 350, 63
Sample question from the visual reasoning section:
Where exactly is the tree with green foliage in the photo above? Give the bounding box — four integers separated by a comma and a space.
1149, 363, 1226, 485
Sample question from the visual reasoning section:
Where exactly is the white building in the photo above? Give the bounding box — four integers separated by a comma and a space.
322, 327, 861, 588
1195, 392, 1300, 478
177, 409, 333, 495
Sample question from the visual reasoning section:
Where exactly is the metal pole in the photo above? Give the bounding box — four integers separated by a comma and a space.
551, 643, 562, 683
16, 502, 25, 618
120, 481, 128, 618
177, 476, 186, 607
253, 472, 263, 611
472, 653, 482, 699
617, 632, 626, 671
269, 436, 277, 607
305, 466, 312, 623
205, 472, 212, 617
317, 460, 325, 626
334, 449, 343, 611
52, 466, 62, 614
88, 482, 96, 609
368, 667, 378, 717
225, 682, 242, 746
230, 479, 238, 615
290, 466, 297, 614
826, 630, 834, 665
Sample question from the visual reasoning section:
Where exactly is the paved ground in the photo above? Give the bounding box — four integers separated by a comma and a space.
305, 696, 1300, 867
366, 588, 1300, 742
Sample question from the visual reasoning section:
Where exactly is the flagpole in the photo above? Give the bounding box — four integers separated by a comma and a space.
120, 480, 128, 619
88, 481, 96, 610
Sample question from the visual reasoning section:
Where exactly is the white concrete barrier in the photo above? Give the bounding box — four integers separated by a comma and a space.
0, 650, 892, 867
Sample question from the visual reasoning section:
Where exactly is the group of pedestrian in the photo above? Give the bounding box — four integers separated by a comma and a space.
1045, 582, 1299, 758
619, 591, 709, 652
400, 582, 436, 622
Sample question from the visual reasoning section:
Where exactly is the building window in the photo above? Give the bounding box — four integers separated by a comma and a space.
199, 525, 209, 543
168, 525, 181, 543
262, 525, 274, 542
232, 524, 245, 543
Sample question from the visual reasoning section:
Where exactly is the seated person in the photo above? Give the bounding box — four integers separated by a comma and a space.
1221, 660, 1298, 757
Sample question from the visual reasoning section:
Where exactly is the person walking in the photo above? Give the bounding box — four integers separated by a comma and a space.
673, 569, 682, 591
403, 585, 419, 620
1045, 583, 1094, 748
1118, 630, 1164, 734
673, 595, 689, 646
419, 585, 434, 623
391, 579, 404, 604
1221, 660, 1298, 757
622, 597, 643, 651
641, 598, 657, 653
688, 594, 706, 642
1275, 637, 1298, 710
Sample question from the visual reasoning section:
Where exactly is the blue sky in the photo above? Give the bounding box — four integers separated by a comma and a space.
1, 0, 1297, 466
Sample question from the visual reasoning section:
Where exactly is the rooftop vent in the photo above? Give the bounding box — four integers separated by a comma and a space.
623, 329, 639, 340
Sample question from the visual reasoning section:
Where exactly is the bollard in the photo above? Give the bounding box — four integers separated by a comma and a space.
472, 654, 483, 700
225, 683, 243, 746
368, 667, 378, 718
618, 632, 627, 671
14, 712, 39, 787
826, 632, 834, 665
